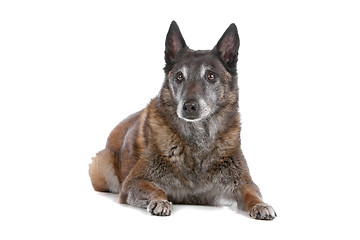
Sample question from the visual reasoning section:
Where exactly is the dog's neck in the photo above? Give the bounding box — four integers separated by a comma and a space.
176, 118, 218, 149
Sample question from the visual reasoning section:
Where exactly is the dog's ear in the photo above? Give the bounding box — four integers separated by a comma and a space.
165, 21, 187, 66
213, 23, 240, 71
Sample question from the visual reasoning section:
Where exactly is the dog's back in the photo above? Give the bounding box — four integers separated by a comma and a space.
89, 110, 141, 193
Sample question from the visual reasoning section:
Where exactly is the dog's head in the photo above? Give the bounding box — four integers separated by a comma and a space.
162, 21, 240, 122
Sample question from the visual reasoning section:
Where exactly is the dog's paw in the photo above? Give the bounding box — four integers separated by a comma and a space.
249, 203, 277, 220
147, 200, 173, 216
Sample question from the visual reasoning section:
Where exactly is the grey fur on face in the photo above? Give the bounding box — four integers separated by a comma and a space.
168, 63, 223, 123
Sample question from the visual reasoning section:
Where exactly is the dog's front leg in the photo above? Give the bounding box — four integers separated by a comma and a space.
235, 183, 277, 220
119, 178, 173, 216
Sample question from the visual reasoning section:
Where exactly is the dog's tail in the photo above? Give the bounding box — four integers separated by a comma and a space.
89, 149, 121, 193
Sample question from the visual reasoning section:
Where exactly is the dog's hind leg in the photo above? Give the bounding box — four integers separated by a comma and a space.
89, 149, 121, 193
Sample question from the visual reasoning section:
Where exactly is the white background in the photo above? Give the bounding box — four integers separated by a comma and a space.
1, 0, 359, 239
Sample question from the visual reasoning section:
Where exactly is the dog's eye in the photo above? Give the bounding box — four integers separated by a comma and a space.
207, 73, 216, 82
176, 72, 184, 83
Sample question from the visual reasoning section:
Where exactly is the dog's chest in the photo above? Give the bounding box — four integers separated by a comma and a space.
159, 150, 239, 204
148, 145, 236, 196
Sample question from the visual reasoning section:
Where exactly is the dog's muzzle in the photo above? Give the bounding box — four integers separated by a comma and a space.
177, 98, 212, 122
181, 100, 201, 120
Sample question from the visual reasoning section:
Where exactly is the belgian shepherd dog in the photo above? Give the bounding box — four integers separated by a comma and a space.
89, 21, 276, 220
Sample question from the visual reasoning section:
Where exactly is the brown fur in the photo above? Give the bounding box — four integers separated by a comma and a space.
89, 21, 276, 219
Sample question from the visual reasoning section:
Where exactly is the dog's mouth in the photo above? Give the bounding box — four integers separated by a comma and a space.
178, 110, 202, 122
180, 116, 203, 122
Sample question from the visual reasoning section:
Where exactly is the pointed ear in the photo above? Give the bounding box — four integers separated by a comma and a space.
213, 23, 240, 71
165, 21, 187, 66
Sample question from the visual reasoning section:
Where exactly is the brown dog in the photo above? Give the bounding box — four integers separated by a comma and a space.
89, 21, 276, 220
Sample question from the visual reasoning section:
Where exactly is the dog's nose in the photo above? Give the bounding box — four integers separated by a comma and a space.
183, 101, 199, 114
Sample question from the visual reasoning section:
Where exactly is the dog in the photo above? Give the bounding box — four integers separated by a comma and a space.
89, 21, 276, 220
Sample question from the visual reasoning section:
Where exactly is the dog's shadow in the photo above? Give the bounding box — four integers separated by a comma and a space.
96, 192, 251, 218
228, 204, 252, 219
96, 191, 118, 202
95, 192, 149, 216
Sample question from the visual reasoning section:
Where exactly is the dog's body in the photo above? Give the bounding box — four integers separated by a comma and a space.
89, 21, 276, 220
